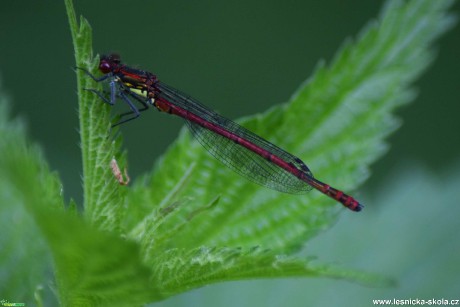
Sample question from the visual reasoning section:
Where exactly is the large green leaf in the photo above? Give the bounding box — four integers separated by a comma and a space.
126, 0, 456, 255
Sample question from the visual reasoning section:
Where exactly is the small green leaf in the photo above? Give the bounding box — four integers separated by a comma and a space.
65, 0, 127, 232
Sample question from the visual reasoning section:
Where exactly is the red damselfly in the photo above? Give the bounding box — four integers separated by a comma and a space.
80, 54, 363, 212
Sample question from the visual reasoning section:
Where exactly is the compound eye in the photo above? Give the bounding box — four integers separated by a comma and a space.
99, 60, 112, 74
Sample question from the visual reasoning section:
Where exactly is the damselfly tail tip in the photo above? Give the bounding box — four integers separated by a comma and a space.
343, 196, 364, 212
354, 203, 364, 212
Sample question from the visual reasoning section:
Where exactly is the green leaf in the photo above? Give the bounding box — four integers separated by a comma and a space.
0, 82, 161, 306
126, 0, 455, 255
148, 247, 390, 297
65, 0, 127, 232
0, 81, 56, 306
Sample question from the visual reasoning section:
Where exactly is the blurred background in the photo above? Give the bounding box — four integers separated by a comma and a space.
0, 0, 459, 306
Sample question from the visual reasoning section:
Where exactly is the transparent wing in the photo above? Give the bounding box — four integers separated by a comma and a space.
157, 81, 313, 194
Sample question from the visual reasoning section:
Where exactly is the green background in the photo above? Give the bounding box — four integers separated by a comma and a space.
1, 1, 459, 306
